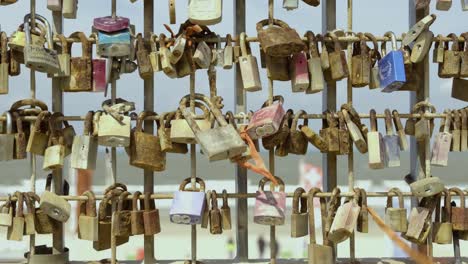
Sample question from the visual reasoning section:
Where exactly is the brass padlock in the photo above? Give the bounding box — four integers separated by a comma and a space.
23, 192, 36, 235
201, 190, 211, 229
11, 111, 28, 160
356, 188, 368, 233
160, 112, 188, 154
136, 33, 153, 79
9, 49, 22, 76
301, 124, 327, 152
0, 111, 15, 161
450, 187, 468, 231
343, 109, 367, 154
452, 78, 468, 102
351, 33, 371, 88
42, 133, 65, 171
326, 32, 348, 81
385, 188, 408, 232
98, 99, 132, 147
320, 111, 339, 153
63, 32, 92, 92
158, 34, 177, 78
403, 197, 436, 244
0, 31, 9, 94
266, 54, 290, 81
220, 189, 231, 230
0, 195, 13, 228
78, 191, 98, 241
223, 34, 234, 69
53, 34, 71, 78
288, 110, 308, 155
308, 188, 333, 264
7, 192, 24, 241
256, 19, 305, 57
410, 177, 445, 197
29, 190, 56, 235
461, 32, 468, 78
130, 191, 144, 235
26, 111, 50, 156
149, 35, 162, 72
9, 22, 46, 51
438, 33, 461, 78
392, 110, 409, 151
113, 191, 132, 237
305, 31, 324, 94
143, 192, 161, 236
209, 191, 222, 235
291, 187, 308, 238
337, 111, 350, 155
433, 189, 453, 244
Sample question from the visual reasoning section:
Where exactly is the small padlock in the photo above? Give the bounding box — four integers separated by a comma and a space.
135, 33, 153, 79
0, 31, 9, 94
97, 29, 132, 58
307, 188, 333, 264
367, 109, 385, 169
130, 191, 144, 235
433, 189, 453, 244
450, 187, 468, 231
351, 33, 371, 88
42, 130, 65, 171
26, 111, 50, 156
223, 34, 234, 69
160, 112, 188, 154
23, 192, 36, 235
328, 189, 361, 243
7, 192, 24, 241
30, 190, 56, 235
97, 99, 132, 147
410, 177, 445, 197
113, 191, 132, 237
254, 176, 286, 226
356, 188, 369, 233
0, 112, 15, 161
305, 31, 324, 94
403, 197, 435, 244
63, 32, 92, 92
209, 191, 222, 234
320, 111, 339, 153
239, 32, 262, 92
158, 34, 177, 78
410, 30, 434, 64
78, 191, 99, 241
248, 96, 286, 140
379, 32, 406, 92
220, 189, 232, 230
170, 101, 211, 144
170, 177, 206, 225
288, 110, 309, 155
291, 52, 310, 92
383, 109, 400, 167
71, 111, 98, 170
170, 33, 186, 64
385, 188, 408, 232
291, 187, 308, 238
0, 195, 13, 227
451, 110, 462, 152
365, 33, 381, 89
439, 33, 461, 78
326, 32, 348, 81
39, 174, 71, 222
143, 192, 161, 235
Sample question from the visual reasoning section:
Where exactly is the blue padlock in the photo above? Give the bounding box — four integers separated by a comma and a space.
97, 29, 132, 58
378, 32, 406, 93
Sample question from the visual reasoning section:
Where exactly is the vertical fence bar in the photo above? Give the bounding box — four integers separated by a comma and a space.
143, 0, 155, 263
189, 73, 197, 264
233, 0, 248, 262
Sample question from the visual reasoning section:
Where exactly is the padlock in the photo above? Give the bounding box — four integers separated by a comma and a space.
326, 32, 348, 81
42, 133, 65, 171
23, 14, 60, 74
451, 110, 461, 152
170, 177, 206, 225
307, 188, 333, 264
29, 190, 56, 235
461, 33, 468, 77
209, 191, 222, 234
63, 0, 78, 19
0, 195, 13, 227
383, 109, 400, 167
413, 101, 436, 141
188, 0, 222, 25
433, 189, 453, 244
180, 94, 246, 161
365, 33, 381, 89
410, 30, 434, 64
175, 46, 195, 78
356, 189, 368, 233
193, 41, 212, 69
223, 34, 234, 69
450, 187, 468, 231
283, 0, 299, 10
385, 188, 408, 232
266, 55, 290, 81
434, 35, 446, 64
149, 35, 162, 72
291, 187, 308, 238
78, 191, 98, 241
160, 112, 188, 154
8, 22, 46, 51
291, 52, 310, 92
287, 110, 308, 155
328, 189, 360, 243
300, 124, 328, 152
439, 33, 461, 78
211, 35, 224, 67
98, 100, 132, 147
337, 111, 350, 155
92, 56, 107, 92
0, 112, 15, 161
342, 109, 367, 154
47, 112, 75, 153
63, 32, 92, 92
171, 101, 211, 144
436, 0, 452, 10
97, 29, 132, 58
11, 112, 26, 160
94, 16, 130, 32
254, 176, 286, 226
256, 19, 305, 57
53, 34, 71, 78
135, 33, 153, 79
367, 109, 385, 169
9, 49, 22, 76
113, 191, 132, 237
317, 34, 330, 70
305, 31, 324, 94
93, 190, 129, 251
325, 188, 342, 236
410, 177, 445, 197
452, 78, 468, 102
39, 174, 71, 222
392, 110, 409, 151
7, 192, 24, 241
129, 111, 166, 171
170, 33, 186, 64
23, 192, 35, 235
320, 111, 339, 153
401, 14, 436, 46
247, 96, 286, 140
71, 111, 98, 170
403, 197, 435, 244
0, 31, 9, 94
262, 109, 293, 151
26, 111, 50, 156
351, 33, 371, 88
158, 34, 177, 78
143, 192, 161, 236
47, 0, 61, 12
239, 32, 262, 92
379, 32, 406, 92
461, 109, 468, 151
201, 190, 211, 229
220, 189, 232, 230
130, 191, 144, 235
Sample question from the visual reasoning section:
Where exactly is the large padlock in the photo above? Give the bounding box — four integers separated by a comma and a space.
52, 34, 71, 78
129, 111, 166, 171
439, 33, 461, 78
379, 32, 406, 92
8, 22, 46, 51
170, 177, 206, 225
367, 109, 385, 169
239, 32, 262, 92
220, 190, 232, 230
97, 29, 132, 58
0, 195, 13, 227
63, 32, 92, 92
131, 191, 144, 235
410, 177, 445, 197
291, 187, 308, 238
209, 191, 222, 235
97, 100, 132, 147
256, 19, 305, 57
307, 188, 333, 264
431, 110, 452, 167
383, 109, 400, 167
135, 33, 153, 79
7, 192, 24, 241
247, 96, 286, 140
39, 174, 71, 222
71, 111, 98, 170
78, 191, 98, 241
23, 14, 60, 74
328, 188, 361, 243
351, 33, 371, 88
188, 0, 222, 25
385, 188, 408, 232
170, 101, 211, 144
63, 0, 78, 19
143, 192, 161, 236
450, 187, 468, 231
113, 191, 132, 237
288, 110, 308, 155
254, 176, 286, 226
291, 52, 310, 92
433, 189, 453, 244
180, 94, 246, 161
0, 31, 9, 94
26, 111, 50, 156
0, 112, 15, 161
305, 31, 324, 94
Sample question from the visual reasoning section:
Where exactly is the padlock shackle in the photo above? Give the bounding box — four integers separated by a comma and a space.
352, 187, 361, 204
24, 13, 54, 50
383, 31, 398, 51
291, 110, 308, 132
2, 111, 12, 134
144, 192, 156, 212
384, 109, 395, 136
304, 31, 320, 58
369, 109, 378, 132
104, 182, 128, 195
176, 100, 210, 121
443, 109, 452, 134
392, 110, 404, 132
56, 34, 69, 55
13, 191, 24, 218
23, 192, 35, 214
386, 187, 404, 209
69, 31, 91, 59
224, 111, 237, 129
239, 32, 249, 57
132, 191, 143, 211
221, 189, 229, 209
258, 176, 285, 192
446, 33, 460, 52
211, 190, 219, 209
449, 187, 465, 209
180, 93, 228, 128
136, 111, 158, 132
411, 100, 436, 114
225, 34, 233, 48
82, 191, 97, 217
10, 99, 48, 112
325, 31, 341, 53
261, 95, 284, 108
33, 111, 50, 133
364, 32, 380, 60
292, 187, 307, 214
117, 191, 130, 212
179, 177, 206, 192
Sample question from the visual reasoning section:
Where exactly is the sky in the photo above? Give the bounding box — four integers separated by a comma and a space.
0, 0, 467, 134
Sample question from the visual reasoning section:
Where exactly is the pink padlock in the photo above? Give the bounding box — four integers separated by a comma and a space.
93, 16, 130, 33
247, 95, 286, 140
254, 176, 286, 226
92, 59, 107, 92
291, 51, 310, 93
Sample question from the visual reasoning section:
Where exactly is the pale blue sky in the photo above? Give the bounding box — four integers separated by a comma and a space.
0, 0, 466, 133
